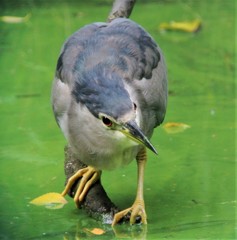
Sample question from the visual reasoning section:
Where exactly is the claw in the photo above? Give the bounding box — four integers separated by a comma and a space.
112, 199, 147, 226
112, 148, 148, 226
61, 166, 101, 207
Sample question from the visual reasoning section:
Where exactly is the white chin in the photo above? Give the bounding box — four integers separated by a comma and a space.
113, 130, 139, 147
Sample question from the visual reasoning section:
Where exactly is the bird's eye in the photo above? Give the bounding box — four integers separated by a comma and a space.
133, 102, 137, 110
102, 117, 113, 127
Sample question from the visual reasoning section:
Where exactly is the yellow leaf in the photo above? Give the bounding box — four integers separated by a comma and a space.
84, 228, 105, 235
30, 192, 67, 209
159, 19, 201, 33
0, 13, 31, 23
163, 122, 190, 134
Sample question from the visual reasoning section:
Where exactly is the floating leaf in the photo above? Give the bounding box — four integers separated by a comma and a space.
159, 19, 201, 33
163, 122, 190, 134
0, 13, 31, 23
84, 228, 105, 235
30, 192, 67, 209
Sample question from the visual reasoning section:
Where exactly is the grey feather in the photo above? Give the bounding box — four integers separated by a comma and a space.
51, 18, 167, 169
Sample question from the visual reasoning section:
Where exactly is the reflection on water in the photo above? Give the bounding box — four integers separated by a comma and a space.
0, 0, 235, 239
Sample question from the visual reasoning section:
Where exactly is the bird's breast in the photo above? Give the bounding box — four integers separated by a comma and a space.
89, 146, 138, 171
69, 129, 139, 171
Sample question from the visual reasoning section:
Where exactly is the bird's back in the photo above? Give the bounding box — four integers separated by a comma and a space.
53, 18, 167, 136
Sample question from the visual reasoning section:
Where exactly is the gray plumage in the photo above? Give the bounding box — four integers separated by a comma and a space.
52, 18, 167, 170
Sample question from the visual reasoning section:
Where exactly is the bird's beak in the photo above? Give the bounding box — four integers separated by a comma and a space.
120, 120, 158, 154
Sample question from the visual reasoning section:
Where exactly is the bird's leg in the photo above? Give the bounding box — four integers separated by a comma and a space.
112, 148, 147, 226
61, 166, 101, 207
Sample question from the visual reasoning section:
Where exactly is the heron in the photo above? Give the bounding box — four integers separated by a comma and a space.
52, 17, 167, 225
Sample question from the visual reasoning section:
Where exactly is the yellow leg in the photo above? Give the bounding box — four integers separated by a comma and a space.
61, 166, 101, 207
112, 148, 147, 226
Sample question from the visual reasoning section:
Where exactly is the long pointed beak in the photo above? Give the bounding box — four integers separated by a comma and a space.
120, 120, 158, 154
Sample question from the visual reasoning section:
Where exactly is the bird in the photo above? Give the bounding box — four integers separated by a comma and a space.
51, 17, 167, 226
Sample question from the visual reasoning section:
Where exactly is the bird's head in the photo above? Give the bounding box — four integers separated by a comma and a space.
97, 110, 157, 154
72, 66, 157, 154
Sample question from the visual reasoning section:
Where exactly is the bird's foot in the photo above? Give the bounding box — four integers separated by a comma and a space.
61, 166, 101, 207
112, 199, 147, 226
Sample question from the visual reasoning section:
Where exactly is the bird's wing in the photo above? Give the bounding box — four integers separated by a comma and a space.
101, 19, 168, 129
51, 23, 107, 126
131, 52, 167, 133
55, 22, 107, 87
105, 18, 161, 80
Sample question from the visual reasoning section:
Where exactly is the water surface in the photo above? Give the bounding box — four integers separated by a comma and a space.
0, 0, 235, 239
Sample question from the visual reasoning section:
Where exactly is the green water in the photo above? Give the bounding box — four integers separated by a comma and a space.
0, 0, 235, 239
